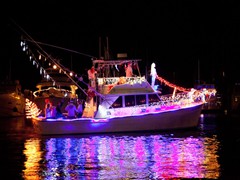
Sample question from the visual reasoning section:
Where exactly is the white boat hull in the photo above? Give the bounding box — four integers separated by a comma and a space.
32, 103, 203, 135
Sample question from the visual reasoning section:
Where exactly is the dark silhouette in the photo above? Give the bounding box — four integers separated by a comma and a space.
56, 100, 64, 118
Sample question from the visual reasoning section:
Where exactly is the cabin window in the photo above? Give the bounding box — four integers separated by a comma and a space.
148, 94, 160, 104
111, 96, 123, 108
136, 95, 146, 105
125, 95, 135, 107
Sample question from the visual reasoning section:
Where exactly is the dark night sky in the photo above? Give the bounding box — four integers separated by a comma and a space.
1, 0, 239, 92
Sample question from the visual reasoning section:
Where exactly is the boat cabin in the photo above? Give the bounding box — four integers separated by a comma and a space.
83, 59, 174, 118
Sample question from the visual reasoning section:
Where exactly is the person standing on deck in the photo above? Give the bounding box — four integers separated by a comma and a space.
44, 98, 52, 109
65, 99, 78, 118
77, 99, 84, 118
45, 103, 52, 119
55, 99, 64, 118
44, 98, 53, 118
88, 66, 97, 88
150, 62, 157, 88
125, 62, 133, 77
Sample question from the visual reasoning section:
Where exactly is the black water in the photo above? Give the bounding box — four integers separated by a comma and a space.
0, 112, 240, 179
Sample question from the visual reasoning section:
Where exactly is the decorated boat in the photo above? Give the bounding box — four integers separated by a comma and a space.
19, 34, 215, 135
26, 58, 213, 135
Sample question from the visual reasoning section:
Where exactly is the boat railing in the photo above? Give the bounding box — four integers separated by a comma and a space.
97, 76, 146, 86
33, 87, 76, 98
96, 76, 147, 95
159, 91, 205, 106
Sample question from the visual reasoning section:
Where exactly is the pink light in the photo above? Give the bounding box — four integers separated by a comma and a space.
91, 119, 109, 123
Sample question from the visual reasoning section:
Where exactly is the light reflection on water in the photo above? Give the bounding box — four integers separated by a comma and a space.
22, 132, 220, 179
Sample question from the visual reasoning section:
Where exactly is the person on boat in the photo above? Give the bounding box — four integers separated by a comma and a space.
65, 99, 78, 119
44, 98, 53, 117
125, 62, 133, 77
55, 99, 64, 118
88, 66, 97, 88
44, 98, 52, 108
150, 62, 157, 88
76, 99, 84, 118
45, 103, 53, 119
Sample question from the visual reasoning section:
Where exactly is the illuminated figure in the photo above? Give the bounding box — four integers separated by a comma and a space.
150, 62, 157, 88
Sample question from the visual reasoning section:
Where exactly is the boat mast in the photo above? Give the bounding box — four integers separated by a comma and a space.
105, 37, 110, 60
197, 58, 200, 85
99, 37, 101, 59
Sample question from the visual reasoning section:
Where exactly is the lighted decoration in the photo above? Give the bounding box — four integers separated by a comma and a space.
20, 40, 25, 47
20, 37, 83, 88
25, 98, 42, 119
156, 76, 190, 92
32, 87, 73, 98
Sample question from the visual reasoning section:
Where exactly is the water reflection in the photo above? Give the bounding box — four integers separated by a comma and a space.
23, 133, 220, 179
23, 139, 42, 179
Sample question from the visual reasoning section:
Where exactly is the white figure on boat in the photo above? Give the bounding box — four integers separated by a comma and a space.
150, 62, 157, 89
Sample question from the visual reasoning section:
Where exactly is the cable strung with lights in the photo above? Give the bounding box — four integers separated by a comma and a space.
20, 36, 88, 96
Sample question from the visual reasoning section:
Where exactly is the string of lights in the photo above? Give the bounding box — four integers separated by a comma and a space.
20, 36, 88, 96
156, 76, 190, 92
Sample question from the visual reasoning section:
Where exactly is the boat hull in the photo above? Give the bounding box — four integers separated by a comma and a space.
32, 103, 203, 135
